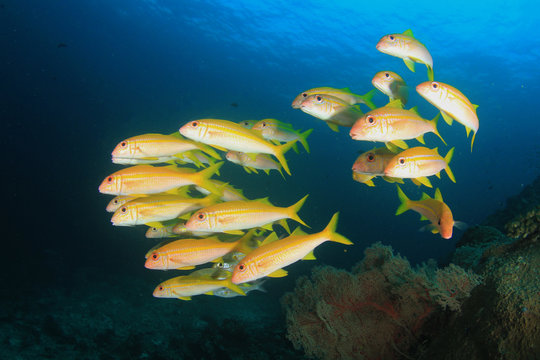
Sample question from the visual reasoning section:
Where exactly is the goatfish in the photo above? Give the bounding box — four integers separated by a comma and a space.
179, 119, 296, 176
152, 268, 245, 300
110, 193, 220, 227
231, 212, 352, 284
416, 81, 479, 151
145, 223, 178, 238
184, 195, 309, 235
349, 100, 446, 148
352, 147, 404, 186
238, 120, 258, 129
292, 87, 376, 110
384, 147, 456, 188
299, 94, 363, 132
106, 195, 142, 213
111, 133, 221, 163
396, 186, 466, 239
144, 231, 255, 270
372, 71, 409, 105
252, 118, 313, 153
376, 29, 434, 81
195, 179, 247, 201
171, 222, 214, 237
225, 151, 284, 178
98, 162, 223, 196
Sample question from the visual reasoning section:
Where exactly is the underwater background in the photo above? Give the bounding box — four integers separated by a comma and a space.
3, 0, 539, 359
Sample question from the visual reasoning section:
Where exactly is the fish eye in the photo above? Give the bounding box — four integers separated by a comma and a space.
237, 263, 246, 272
316, 95, 323, 102
113, 200, 118, 204
438, 219, 441, 225
121, 207, 127, 213
191, 121, 198, 127
389, 35, 395, 41
107, 176, 113, 183
152, 253, 159, 260
217, 262, 224, 268
367, 116, 375, 124
431, 82, 439, 90
197, 212, 206, 221
152, 227, 157, 231
302, 93, 307, 98
262, 122, 266, 127
399, 158, 405, 165
367, 153, 375, 162
385, 73, 390, 78
158, 286, 163, 291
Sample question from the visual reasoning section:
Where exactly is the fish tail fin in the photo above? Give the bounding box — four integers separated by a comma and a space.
427, 65, 434, 81
430, 113, 447, 145
196, 143, 222, 160
193, 162, 224, 195
274, 140, 296, 176
234, 229, 257, 254
298, 128, 313, 153
287, 194, 309, 227
395, 185, 410, 215
291, 142, 299, 154
223, 279, 246, 296
360, 89, 377, 110
444, 147, 456, 183
322, 212, 353, 245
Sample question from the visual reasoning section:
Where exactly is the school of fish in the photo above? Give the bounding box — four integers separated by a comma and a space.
98, 29, 477, 302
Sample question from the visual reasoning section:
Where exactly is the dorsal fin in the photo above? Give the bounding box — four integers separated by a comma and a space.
253, 197, 273, 206
386, 99, 404, 109
408, 106, 420, 115
420, 192, 431, 201
290, 226, 309, 237
403, 29, 414, 37
260, 232, 279, 246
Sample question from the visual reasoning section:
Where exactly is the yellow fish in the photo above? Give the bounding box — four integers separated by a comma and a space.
292, 87, 376, 110
152, 268, 245, 300
416, 81, 479, 151
251, 118, 313, 154
371, 71, 408, 105
171, 222, 214, 237
225, 151, 284, 178
98, 162, 223, 196
144, 231, 254, 270
384, 147, 456, 187
349, 100, 446, 148
194, 179, 247, 202
376, 29, 434, 81
110, 193, 220, 227
111, 133, 220, 163
299, 94, 363, 132
106, 195, 142, 213
396, 186, 466, 239
231, 213, 352, 284
145, 224, 178, 238
184, 195, 309, 235
179, 119, 296, 175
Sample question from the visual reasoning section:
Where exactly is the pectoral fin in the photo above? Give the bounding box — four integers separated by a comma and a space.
403, 58, 416, 73
441, 111, 454, 126
267, 269, 288, 278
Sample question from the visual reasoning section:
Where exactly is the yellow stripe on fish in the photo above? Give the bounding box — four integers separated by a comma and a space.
179, 119, 296, 175
416, 81, 479, 151
184, 195, 309, 234
231, 212, 352, 284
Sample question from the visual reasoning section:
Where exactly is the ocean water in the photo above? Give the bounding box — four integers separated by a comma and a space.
3, 0, 539, 358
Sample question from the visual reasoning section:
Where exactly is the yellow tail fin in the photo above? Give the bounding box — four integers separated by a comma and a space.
430, 113, 447, 146
287, 194, 309, 227
395, 185, 410, 215
298, 129, 313, 153
273, 140, 297, 176
192, 162, 224, 195
322, 212, 353, 245
444, 147, 456, 183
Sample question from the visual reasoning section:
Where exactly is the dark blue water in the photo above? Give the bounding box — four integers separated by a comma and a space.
3, 0, 539, 357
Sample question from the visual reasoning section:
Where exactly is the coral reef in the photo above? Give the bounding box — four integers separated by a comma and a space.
281, 243, 481, 360
418, 176, 540, 359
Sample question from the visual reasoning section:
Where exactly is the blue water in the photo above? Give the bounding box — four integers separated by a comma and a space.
3, 0, 539, 357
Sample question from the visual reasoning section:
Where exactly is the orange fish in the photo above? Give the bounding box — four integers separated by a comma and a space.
396, 186, 466, 239
384, 147, 455, 188
231, 213, 352, 284
349, 100, 446, 148
98, 162, 223, 196
352, 147, 404, 186
185, 195, 309, 235
372, 71, 408, 105
144, 231, 254, 270
416, 81, 479, 151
